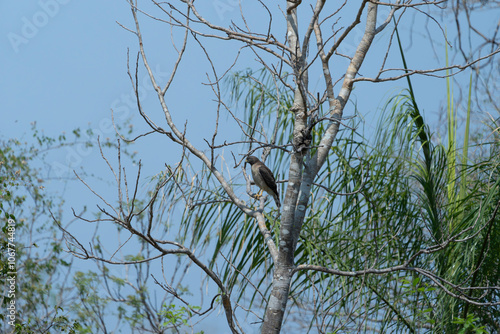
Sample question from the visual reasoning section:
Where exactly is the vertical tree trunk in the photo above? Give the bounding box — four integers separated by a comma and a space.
261, 2, 378, 333
261, 1, 307, 330
260, 263, 294, 333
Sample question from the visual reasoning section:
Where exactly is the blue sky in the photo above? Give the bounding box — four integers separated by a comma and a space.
1, 1, 449, 139
1, 1, 497, 333
1, 2, 279, 332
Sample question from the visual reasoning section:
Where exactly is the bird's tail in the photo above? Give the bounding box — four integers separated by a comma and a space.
274, 194, 281, 208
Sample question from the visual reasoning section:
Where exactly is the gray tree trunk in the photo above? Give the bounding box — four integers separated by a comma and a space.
261, 2, 378, 332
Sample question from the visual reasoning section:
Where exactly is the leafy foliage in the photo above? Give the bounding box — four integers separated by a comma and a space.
0, 126, 82, 332
1, 68, 498, 333
170, 67, 500, 332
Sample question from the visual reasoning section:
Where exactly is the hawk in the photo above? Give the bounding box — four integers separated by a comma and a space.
246, 156, 280, 208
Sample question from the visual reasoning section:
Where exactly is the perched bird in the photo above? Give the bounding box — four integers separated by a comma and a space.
245, 156, 280, 208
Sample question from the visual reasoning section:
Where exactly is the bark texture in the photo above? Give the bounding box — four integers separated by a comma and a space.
261, 2, 378, 333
